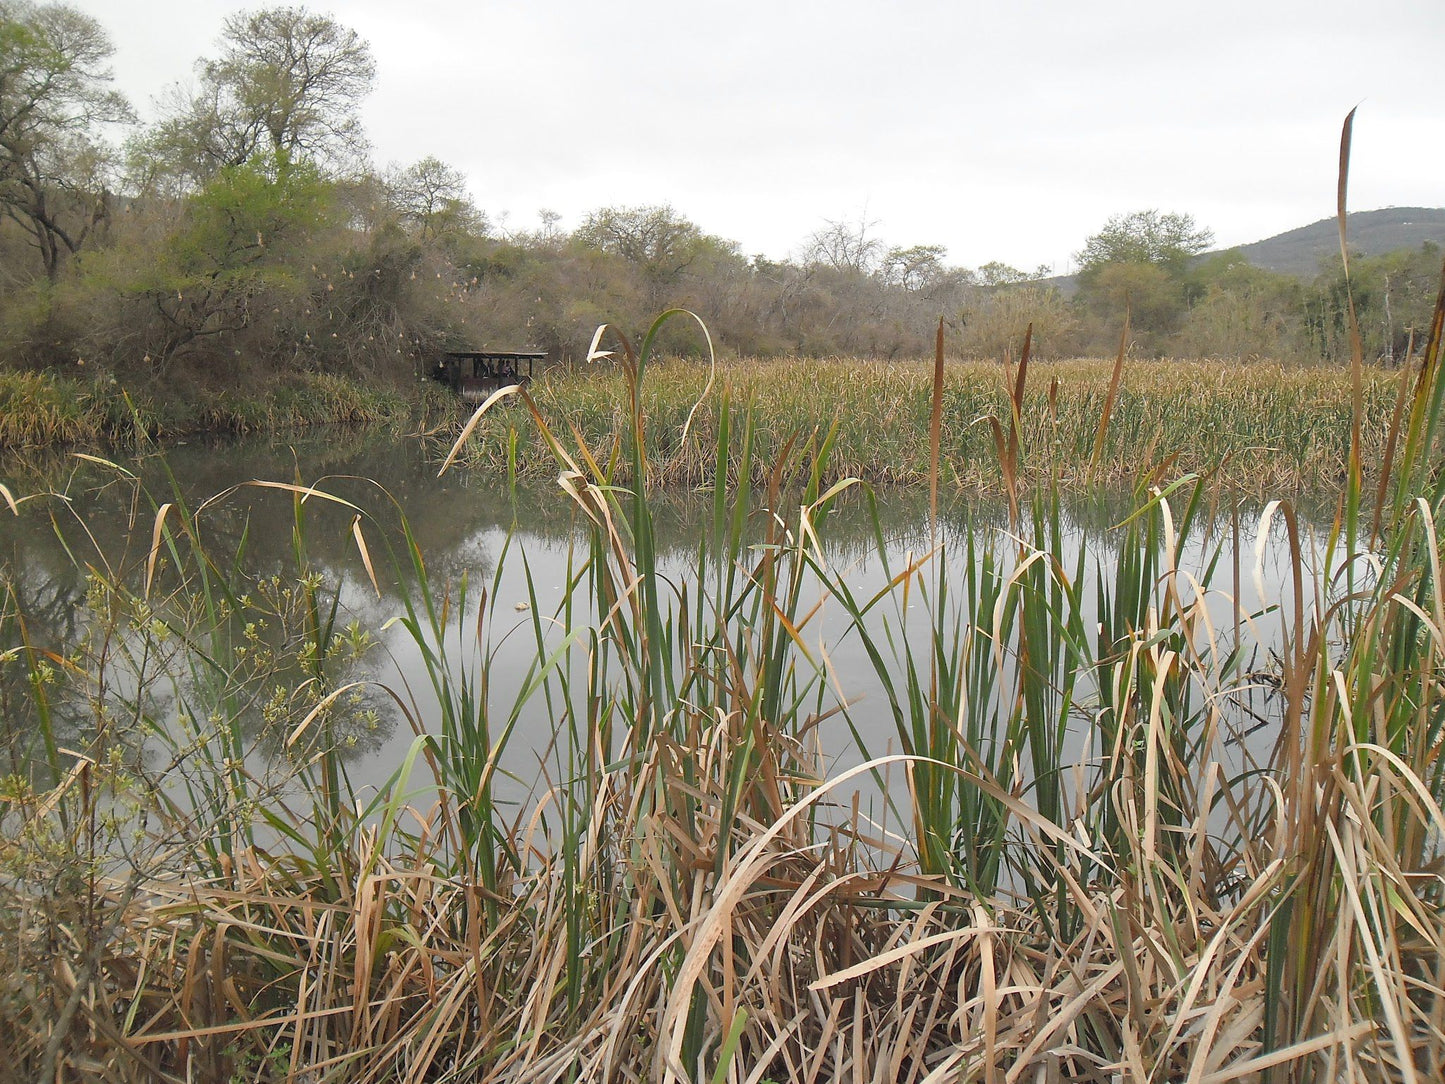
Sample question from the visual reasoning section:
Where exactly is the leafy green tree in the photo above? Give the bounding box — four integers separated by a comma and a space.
881, 244, 948, 291
977, 260, 1050, 288
1074, 210, 1213, 353
136, 152, 331, 364
1076, 210, 1212, 283
0, 0, 133, 279
141, 6, 374, 189
1304, 242, 1443, 363
1367, 242, 1443, 361
1072, 260, 1186, 356
1172, 251, 1304, 359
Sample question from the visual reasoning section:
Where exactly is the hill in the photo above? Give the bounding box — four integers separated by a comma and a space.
1230, 207, 1445, 276
1042, 207, 1445, 295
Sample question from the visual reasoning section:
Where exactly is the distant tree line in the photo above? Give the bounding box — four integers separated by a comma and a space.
0, 1, 1438, 399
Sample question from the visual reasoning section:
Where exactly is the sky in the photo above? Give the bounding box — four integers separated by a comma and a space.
67, 0, 1445, 274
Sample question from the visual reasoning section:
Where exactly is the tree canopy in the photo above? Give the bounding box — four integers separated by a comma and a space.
1075, 210, 1213, 280
0, 0, 133, 277
803, 215, 882, 275
385, 156, 484, 242
143, 5, 374, 188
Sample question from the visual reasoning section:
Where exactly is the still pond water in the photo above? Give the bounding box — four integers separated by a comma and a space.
0, 431, 1331, 808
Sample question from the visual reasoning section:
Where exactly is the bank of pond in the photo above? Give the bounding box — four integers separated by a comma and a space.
0, 353, 1410, 494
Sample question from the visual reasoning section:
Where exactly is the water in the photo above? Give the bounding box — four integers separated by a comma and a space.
0, 432, 1333, 816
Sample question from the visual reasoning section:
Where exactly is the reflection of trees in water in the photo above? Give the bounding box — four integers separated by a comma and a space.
0, 449, 416, 781
0, 566, 86, 779
1, 563, 397, 786
0, 432, 1332, 788
0, 483, 124, 778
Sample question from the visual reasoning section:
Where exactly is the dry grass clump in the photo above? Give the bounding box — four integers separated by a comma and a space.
12, 701, 1443, 1082
0, 371, 104, 447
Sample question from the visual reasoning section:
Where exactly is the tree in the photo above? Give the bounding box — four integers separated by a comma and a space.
803, 214, 882, 275
1173, 253, 1304, 360
959, 284, 1080, 360
574, 204, 742, 302
0, 1, 133, 278
1304, 243, 1442, 363
384, 156, 484, 241
144, 6, 374, 187
1073, 211, 1213, 353
575, 204, 706, 270
136, 151, 331, 364
976, 260, 1048, 288
1075, 210, 1213, 282
1080, 260, 1186, 355
880, 244, 948, 291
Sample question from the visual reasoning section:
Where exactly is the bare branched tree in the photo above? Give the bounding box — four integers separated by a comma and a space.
575, 204, 708, 277
803, 214, 882, 275
880, 243, 948, 291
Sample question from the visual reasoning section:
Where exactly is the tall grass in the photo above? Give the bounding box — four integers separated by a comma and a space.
3, 124, 1445, 1080
0, 369, 432, 449
440, 353, 1403, 494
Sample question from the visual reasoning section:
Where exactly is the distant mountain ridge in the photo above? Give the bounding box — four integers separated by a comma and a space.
1042, 207, 1445, 294
1228, 207, 1445, 276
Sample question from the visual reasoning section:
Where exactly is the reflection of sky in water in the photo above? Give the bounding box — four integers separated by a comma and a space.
360, 483, 1337, 826
0, 435, 1340, 822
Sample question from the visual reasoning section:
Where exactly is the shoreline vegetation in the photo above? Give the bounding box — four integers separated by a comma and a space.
0, 369, 438, 449
0, 354, 1409, 496
1, 2, 1440, 436
441, 353, 1404, 494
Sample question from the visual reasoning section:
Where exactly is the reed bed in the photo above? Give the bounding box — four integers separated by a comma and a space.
3, 132, 1445, 1080
0, 370, 429, 449
441, 354, 1401, 495
0, 371, 106, 447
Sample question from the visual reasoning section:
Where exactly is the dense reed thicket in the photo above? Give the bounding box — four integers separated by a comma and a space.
0, 368, 445, 448
440, 353, 1402, 494
0, 352, 1401, 502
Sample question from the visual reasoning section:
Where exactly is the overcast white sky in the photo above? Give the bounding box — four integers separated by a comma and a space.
70, 0, 1445, 273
